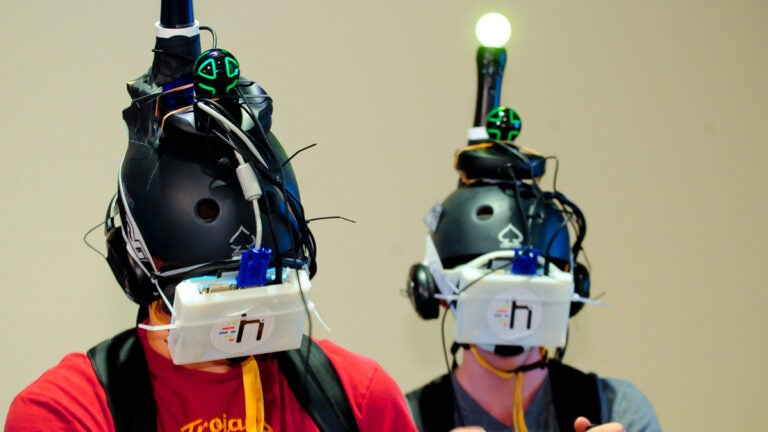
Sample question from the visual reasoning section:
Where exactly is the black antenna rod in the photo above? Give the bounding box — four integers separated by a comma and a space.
473, 47, 506, 127
471, 13, 511, 130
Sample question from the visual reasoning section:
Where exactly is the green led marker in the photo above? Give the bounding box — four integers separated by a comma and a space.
193, 48, 241, 97
486, 106, 522, 142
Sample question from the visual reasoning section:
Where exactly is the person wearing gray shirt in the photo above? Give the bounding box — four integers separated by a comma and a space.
403, 116, 661, 432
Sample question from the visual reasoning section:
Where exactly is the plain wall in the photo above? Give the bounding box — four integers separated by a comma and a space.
1, 1, 766, 430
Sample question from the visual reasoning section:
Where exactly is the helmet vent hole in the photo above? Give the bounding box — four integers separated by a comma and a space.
196, 198, 220, 223
476, 205, 494, 220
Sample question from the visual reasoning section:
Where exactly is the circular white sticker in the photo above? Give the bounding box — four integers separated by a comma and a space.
486, 287, 542, 340
209, 306, 276, 354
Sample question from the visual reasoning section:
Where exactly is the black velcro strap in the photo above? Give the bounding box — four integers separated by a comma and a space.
87, 328, 157, 432
275, 335, 360, 432
547, 359, 602, 431
405, 374, 456, 432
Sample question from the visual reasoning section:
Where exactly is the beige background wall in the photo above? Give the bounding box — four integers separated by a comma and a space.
1, 0, 766, 430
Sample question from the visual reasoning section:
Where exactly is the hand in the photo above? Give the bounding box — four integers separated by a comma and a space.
574, 416, 625, 432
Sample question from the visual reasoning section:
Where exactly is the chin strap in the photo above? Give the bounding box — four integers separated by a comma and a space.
468, 346, 549, 432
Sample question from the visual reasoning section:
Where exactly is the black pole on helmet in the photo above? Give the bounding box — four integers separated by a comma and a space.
457, 12, 515, 187
472, 13, 511, 131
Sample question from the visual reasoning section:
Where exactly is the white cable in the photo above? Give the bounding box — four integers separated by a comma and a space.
234, 153, 263, 249
195, 101, 265, 250
194, 102, 268, 168
251, 200, 263, 250
153, 276, 177, 316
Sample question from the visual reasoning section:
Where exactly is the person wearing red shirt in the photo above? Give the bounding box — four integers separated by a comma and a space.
7, 302, 416, 431
5, 4, 416, 431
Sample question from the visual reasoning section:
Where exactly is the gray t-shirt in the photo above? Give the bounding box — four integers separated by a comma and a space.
451, 372, 661, 431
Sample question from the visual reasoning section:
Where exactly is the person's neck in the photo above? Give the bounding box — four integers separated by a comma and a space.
454, 346, 548, 426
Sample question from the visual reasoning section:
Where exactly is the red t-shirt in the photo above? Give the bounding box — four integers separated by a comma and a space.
5, 329, 417, 432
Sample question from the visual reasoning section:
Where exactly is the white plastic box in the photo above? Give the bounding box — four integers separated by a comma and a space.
454, 268, 574, 348
167, 269, 311, 364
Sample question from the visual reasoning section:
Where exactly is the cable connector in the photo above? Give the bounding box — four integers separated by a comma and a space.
511, 246, 539, 275
236, 163, 262, 201
236, 247, 272, 288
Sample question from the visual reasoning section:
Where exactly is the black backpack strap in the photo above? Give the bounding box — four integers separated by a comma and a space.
405, 373, 456, 432
275, 335, 360, 432
547, 359, 602, 431
87, 328, 157, 432
89, 330, 358, 432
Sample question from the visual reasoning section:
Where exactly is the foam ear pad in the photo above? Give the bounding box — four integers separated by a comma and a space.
105, 227, 158, 305
406, 263, 440, 320
569, 262, 591, 317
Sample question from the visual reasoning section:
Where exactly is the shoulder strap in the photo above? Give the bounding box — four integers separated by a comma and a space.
87, 328, 157, 432
406, 362, 602, 432
547, 359, 602, 431
89, 330, 358, 432
405, 373, 455, 432
276, 335, 360, 432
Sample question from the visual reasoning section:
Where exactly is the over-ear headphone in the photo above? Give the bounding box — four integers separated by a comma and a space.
104, 192, 160, 305
406, 263, 440, 320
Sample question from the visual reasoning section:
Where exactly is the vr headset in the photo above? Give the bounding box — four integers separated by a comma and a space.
421, 235, 580, 349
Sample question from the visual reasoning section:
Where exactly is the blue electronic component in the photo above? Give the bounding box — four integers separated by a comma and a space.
511, 246, 539, 275
236, 247, 272, 288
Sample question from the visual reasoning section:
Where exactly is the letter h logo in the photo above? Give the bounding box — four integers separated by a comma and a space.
508, 301, 533, 330
236, 313, 265, 343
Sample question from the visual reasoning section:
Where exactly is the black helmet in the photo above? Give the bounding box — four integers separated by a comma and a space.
106, 61, 315, 305
405, 179, 589, 331
432, 184, 573, 271
419, 182, 589, 356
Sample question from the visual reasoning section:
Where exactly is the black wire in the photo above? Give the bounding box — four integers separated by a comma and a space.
546, 191, 587, 263
195, 90, 319, 394
554, 191, 587, 260
196, 99, 288, 278
82, 220, 107, 259
234, 87, 318, 275
489, 142, 547, 250
199, 25, 217, 49
440, 306, 452, 374
196, 88, 320, 283
296, 269, 313, 402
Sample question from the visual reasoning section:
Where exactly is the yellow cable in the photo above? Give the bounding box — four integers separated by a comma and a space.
149, 300, 170, 325
468, 346, 517, 379
241, 356, 265, 432
513, 371, 528, 432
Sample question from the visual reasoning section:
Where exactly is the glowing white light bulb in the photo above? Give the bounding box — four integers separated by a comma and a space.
475, 12, 511, 48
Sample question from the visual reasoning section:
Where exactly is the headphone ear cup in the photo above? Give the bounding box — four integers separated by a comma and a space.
406, 263, 440, 320
569, 262, 590, 317
105, 227, 157, 305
